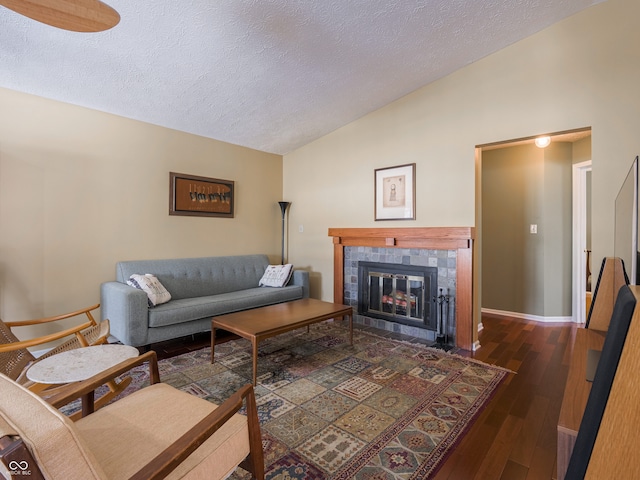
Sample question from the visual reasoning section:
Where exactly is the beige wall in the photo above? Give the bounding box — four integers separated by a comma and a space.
482, 142, 575, 318
0, 88, 283, 334
482, 144, 545, 316
543, 142, 574, 317
284, 0, 640, 332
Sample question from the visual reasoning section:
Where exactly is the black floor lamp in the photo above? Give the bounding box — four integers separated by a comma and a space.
278, 201, 290, 265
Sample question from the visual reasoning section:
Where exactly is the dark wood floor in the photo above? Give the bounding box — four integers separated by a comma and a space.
434, 314, 575, 480
146, 314, 576, 480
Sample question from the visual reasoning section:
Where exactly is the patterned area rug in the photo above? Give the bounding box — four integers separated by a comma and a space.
108, 322, 509, 479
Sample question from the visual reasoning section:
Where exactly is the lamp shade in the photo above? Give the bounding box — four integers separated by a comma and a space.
278, 202, 290, 264
278, 201, 290, 218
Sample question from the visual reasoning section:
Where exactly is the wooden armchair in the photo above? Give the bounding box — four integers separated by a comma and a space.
0, 304, 128, 419
0, 351, 264, 479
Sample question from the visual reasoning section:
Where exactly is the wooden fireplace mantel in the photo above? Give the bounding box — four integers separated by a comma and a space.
328, 227, 476, 351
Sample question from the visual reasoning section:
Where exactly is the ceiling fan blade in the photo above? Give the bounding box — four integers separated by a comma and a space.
0, 0, 120, 32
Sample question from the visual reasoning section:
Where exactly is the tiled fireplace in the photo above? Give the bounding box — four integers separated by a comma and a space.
328, 227, 476, 351
344, 248, 454, 343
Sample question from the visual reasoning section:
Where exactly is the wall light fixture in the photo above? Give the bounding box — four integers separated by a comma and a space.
535, 136, 551, 148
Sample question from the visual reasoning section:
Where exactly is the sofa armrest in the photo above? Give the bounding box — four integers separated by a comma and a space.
100, 281, 150, 346
291, 270, 310, 298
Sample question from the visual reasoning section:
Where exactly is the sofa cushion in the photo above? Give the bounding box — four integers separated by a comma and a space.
127, 274, 172, 307
148, 286, 303, 328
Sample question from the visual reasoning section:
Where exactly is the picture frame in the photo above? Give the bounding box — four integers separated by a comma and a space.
374, 163, 416, 221
169, 172, 234, 218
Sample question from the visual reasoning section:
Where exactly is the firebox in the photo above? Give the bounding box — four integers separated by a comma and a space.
358, 262, 439, 331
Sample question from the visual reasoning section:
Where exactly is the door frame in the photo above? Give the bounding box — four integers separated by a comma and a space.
572, 160, 592, 323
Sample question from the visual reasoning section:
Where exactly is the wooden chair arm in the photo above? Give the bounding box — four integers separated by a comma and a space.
46, 351, 160, 410
0, 320, 96, 353
0, 304, 103, 352
4, 304, 100, 328
130, 384, 264, 480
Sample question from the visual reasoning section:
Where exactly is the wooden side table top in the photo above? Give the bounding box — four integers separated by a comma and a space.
212, 298, 353, 340
26, 344, 139, 384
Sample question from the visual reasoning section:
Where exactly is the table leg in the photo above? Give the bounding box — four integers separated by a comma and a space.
211, 327, 217, 364
252, 338, 258, 386
82, 391, 95, 417
348, 314, 353, 345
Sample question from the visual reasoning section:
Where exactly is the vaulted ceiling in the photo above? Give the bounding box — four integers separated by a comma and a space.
0, 0, 604, 154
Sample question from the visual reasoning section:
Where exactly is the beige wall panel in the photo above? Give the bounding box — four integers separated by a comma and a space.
543, 143, 574, 317
0, 89, 283, 336
482, 145, 545, 316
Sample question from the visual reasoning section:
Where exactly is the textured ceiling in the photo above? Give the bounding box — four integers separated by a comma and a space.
0, 0, 604, 155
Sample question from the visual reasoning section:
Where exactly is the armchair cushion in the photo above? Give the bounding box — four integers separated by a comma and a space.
0, 367, 262, 480
0, 373, 106, 479
75, 383, 250, 479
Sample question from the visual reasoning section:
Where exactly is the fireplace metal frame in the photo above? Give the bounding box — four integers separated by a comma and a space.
358, 261, 438, 331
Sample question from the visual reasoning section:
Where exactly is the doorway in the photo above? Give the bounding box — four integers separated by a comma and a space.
573, 160, 592, 323
477, 128, 591, 323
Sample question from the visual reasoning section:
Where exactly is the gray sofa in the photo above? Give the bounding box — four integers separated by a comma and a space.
100, 254, 309, 347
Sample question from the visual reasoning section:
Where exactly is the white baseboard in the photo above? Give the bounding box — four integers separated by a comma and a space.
481, 308, 574, 323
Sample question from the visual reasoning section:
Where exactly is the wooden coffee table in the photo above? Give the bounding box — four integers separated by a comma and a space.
211, 298, 353, 385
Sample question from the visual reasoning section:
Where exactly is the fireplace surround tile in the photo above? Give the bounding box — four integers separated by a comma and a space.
343, 246, 456, 343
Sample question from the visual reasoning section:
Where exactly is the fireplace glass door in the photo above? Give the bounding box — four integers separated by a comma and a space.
358, 262, 438, 330
368, 272, 424, 322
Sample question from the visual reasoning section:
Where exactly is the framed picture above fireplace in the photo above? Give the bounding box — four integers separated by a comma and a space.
374, 163, 416, 221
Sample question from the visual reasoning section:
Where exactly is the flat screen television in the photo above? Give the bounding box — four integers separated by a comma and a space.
614, 156, 640, 285
587, 156, 639, 327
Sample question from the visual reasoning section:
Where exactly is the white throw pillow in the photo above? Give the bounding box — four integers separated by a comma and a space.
127, 274, 172, 307
259, 264, 294, 288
